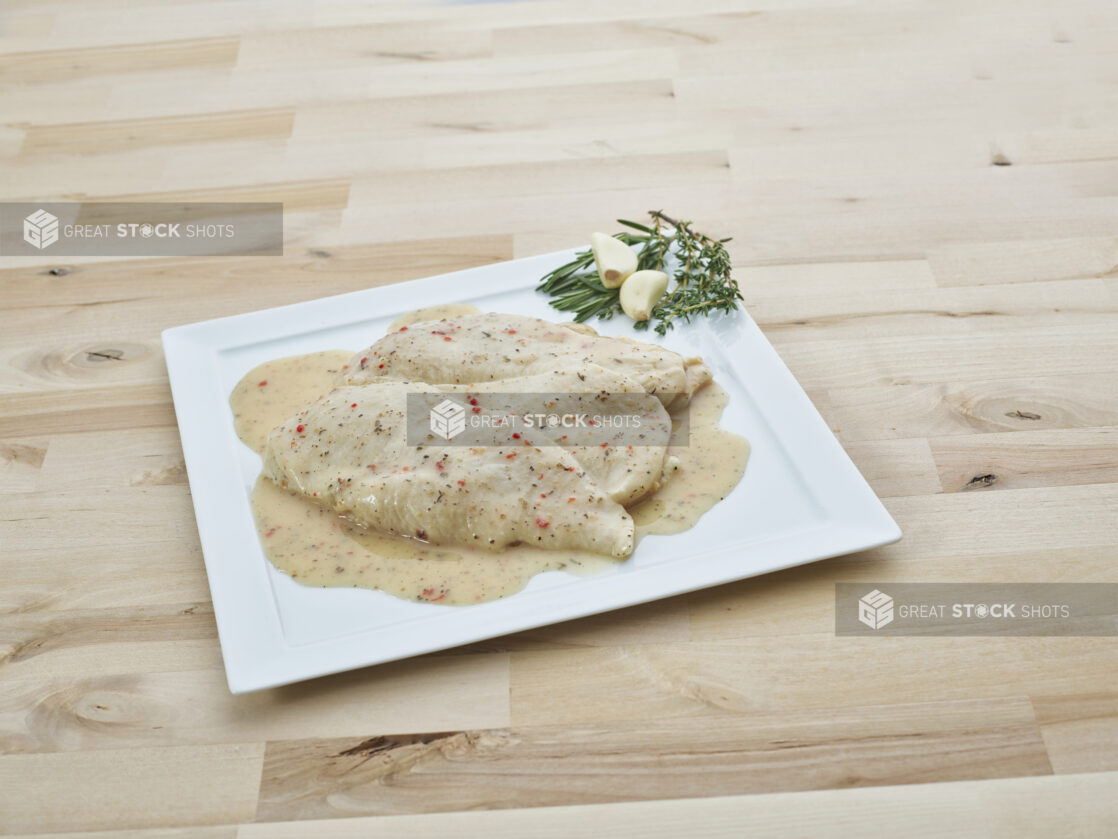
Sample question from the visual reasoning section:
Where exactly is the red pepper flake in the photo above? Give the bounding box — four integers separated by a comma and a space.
368, 464, 376, 469
443, 336, 453, 342
512, 432, 520, 439
264, 528, 276, 537
378, 363, 385, 369
505, 452, 517, 459
505, 329, 517, 334
435, 461, 444, 470
296, 424, 305, 433
469, 397, 479, 406
415, 529, 427, 539
360, 357, 368, 368
566, 466, 575, 472
430, 593, 447, 602
398, 326, 408, 331
601, 442, 609, 448
350, 402, 358, 408
540, 493, 547, 498
567, 497, 576, 503
457, 479, 466, 485
472, 406, 481, 414
257, 380, 268, 387
535, 518, 550, 528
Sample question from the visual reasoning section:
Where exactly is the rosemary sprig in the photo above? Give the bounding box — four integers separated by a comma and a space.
535, 210, 743, 336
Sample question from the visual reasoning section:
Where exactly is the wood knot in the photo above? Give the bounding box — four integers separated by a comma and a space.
1006, 409, 1041, 420
86, 348, 125, 362
65, 342, 151, 372
46, 266, 73, 276
22, 342, 157, 383
964, 473, 997, 489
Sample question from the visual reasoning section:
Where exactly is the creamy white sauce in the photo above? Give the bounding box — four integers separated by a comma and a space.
230, 309, 749, 605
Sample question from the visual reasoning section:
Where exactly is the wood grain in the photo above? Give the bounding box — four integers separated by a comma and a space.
0, 743, 264, 833
245, 771, 1118, 838
256, 697, 1050, 821
0, 38, 240, 85
2, 0, 1117, 834
18, 109, 296, 158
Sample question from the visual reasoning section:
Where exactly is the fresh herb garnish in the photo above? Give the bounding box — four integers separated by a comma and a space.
535, 210, 743, 336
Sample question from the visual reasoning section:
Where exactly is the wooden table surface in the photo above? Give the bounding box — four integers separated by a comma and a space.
3, 0, 1118, 835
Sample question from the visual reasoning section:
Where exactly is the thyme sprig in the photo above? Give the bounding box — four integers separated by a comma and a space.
534, 210, 743, 336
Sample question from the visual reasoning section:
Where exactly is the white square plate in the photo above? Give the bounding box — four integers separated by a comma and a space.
163, 250, 901, 693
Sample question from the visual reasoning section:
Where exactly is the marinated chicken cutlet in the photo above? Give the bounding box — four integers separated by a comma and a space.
262, 380, 637, 558
338, 312, 712, 409
260, 312, 715, 561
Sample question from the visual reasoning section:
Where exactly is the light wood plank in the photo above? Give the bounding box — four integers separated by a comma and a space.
931, 428, 1118, 493
0, 235, 511, 312
880, 484, 1118, 559
0, 743, 264, 833
749, 278, 1113, 340
255, 697, 1049, 821
0, 38, 240, 85
510, 635, 1118, 726
37, 428, 187, 491
929, 237, 1118, 287
19, 110, 295, 158
237, 771, 1118, 838
0, 654, 510, 753
816, 373, 1118, 443
1034, 695, 1118, 774
841, 438, 943, 498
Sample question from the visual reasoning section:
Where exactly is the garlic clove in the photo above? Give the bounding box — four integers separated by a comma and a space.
590, 232, 638, 288
620, 269, 670, 322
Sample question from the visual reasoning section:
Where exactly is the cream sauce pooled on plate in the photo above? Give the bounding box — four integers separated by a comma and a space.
229, 305, 749, 604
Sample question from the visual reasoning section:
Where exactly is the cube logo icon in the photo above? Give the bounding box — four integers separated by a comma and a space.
858, 589, 894, 629
429, 398, 466, 440
23, 209, 60, 250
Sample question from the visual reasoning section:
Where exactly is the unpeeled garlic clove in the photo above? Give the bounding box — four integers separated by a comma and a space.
620, 269, 669, 322
590, 232, 637, 288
